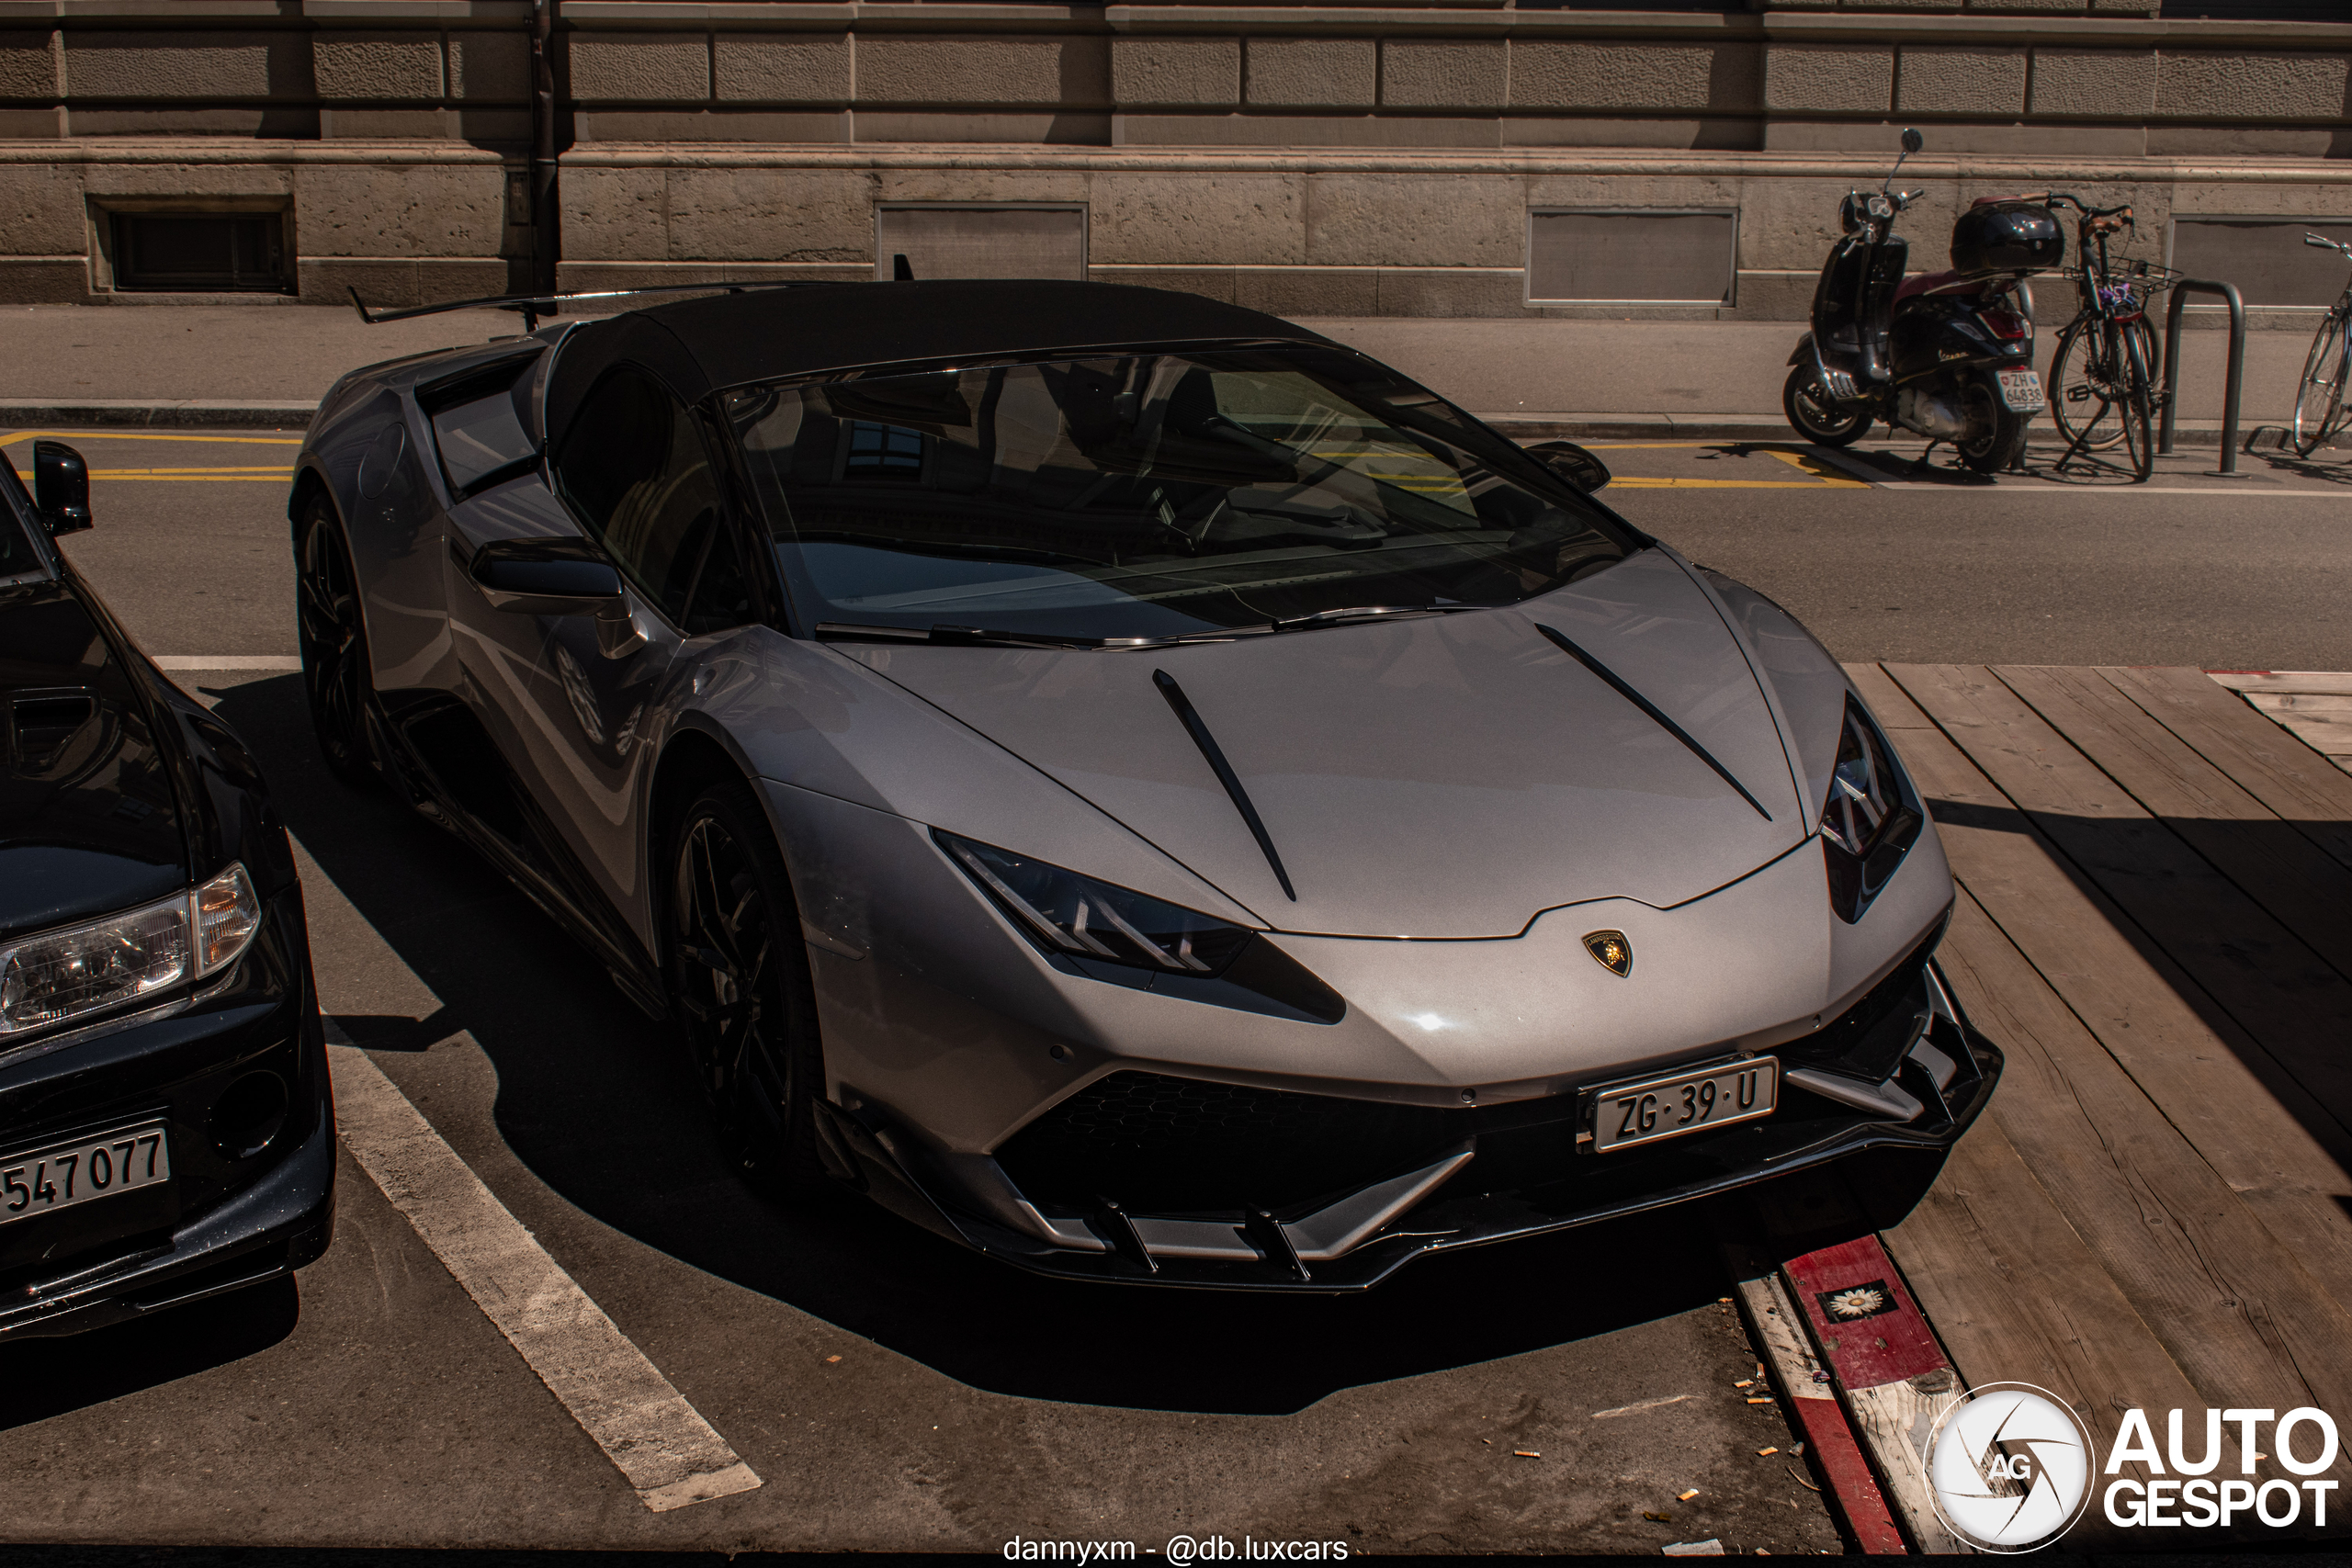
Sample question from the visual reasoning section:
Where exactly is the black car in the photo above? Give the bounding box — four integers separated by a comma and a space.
0, 439, 333, 1337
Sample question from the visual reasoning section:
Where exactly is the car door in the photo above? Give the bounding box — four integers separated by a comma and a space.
446, 362, 744, 946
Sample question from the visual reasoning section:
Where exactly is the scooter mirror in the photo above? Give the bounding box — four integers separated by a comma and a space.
1901, 128, 1924, 154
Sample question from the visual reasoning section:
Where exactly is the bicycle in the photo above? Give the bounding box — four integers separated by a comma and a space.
2027, 194, 2177, 481
2292, 231, 2352, 457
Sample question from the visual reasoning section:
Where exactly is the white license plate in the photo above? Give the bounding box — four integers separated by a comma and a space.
1589, 1058, 1778, 1154
1997, 369, 2046, 412
0, 1121, 170, 1226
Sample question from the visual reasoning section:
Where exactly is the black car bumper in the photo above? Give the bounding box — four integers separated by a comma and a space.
823, 958, 2002, 1293
0, 888, 335, 1337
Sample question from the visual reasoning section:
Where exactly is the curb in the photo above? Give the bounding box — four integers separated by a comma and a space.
0, 399, 316, 429
1482, 413, 2247, 447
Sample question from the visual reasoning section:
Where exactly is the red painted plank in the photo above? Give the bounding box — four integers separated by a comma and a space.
1783, 1236, 1948, 1389
1789, 1395, 1910, 1555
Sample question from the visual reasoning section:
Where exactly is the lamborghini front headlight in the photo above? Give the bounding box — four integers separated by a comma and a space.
935, 832, 1255, 976
1819, 703, 1922, 924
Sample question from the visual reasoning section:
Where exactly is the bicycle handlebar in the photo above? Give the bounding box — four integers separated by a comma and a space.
2306, 231, 2352, 257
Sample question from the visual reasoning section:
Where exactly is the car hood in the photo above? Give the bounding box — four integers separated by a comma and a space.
836, 549, 1805, 938
0, 580, 189, 942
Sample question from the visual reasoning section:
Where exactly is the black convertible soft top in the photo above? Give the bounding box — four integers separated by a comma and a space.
543, 279, 1340, 450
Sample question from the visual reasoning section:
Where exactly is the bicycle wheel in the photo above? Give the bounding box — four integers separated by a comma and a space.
2117, 324, 2156, 481
2293, 310, 2349, 457
2050, 316, 2151, 453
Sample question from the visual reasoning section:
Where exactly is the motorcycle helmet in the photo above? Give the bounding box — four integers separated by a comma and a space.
1951, 199, 2063, 274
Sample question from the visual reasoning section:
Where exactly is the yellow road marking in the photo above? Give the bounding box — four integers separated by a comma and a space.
87, 473, 292, 481
1610, 477, 1865, 489
0, 430, 304, 446
1762, 448, 1871, 487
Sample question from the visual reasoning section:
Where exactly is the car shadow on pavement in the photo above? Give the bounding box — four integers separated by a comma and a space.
209, 674, 1870, 1416
0, 1276, 300, 1432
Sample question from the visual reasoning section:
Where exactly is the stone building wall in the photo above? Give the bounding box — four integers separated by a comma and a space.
0, 0, 2341, 319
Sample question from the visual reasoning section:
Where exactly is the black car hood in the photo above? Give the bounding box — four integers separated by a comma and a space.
0, 580, 189, 941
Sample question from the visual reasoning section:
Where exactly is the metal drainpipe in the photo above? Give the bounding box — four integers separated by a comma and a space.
530, 0, 559, 297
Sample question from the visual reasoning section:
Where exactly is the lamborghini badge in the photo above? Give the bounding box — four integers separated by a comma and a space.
1584, 930, 1633, 976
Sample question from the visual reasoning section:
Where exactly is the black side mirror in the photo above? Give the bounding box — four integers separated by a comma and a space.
1901, 128, 1924, 154
469, 536, 624, 615
33, 440, 89, 536
1526, 440, 1611, 493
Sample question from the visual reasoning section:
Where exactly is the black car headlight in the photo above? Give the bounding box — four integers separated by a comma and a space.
1819, 703, 1923, 924
936, 832, 1255, 976
0, 863, 263, 1036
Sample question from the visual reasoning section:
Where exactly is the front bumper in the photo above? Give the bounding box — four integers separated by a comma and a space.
0, 887, 336, 1337
821, 952, 2002, 1292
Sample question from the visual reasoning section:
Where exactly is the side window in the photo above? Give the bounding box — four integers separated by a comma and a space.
681, 524, 755, 637
551, 366, 725, 626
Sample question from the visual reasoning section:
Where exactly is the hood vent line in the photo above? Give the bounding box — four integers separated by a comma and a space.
1531, 624, 1774, 823
1152, 670, 1298, 902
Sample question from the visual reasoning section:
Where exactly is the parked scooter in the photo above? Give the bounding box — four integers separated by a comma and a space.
1781, 129, 2063, 472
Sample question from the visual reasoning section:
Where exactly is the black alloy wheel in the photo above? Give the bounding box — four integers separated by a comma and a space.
1781, 366, 1871, 447
296, 501, 376, 788
668, 781, 825, 1195
1955, 377, 2030, 474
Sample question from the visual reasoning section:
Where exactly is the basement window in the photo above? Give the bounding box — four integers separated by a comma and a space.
109, 212, 288, 294
1527, 209, 1737, 306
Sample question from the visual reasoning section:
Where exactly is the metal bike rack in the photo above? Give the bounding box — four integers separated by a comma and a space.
2157, 278, 2248, 476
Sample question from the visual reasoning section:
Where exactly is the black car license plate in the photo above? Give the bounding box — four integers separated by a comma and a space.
1588, 1058, 1778, 1153
0, 1121, 171, 1226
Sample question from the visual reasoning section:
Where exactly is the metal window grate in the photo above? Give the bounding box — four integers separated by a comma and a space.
109, 212, 288, 294
1527, 209, 1736, 305
2167, 219, 2352, 310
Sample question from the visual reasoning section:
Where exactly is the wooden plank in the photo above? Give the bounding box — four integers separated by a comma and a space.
1782, 1238, 1966, 1555
1845, 662, 1934, 732
2100, 665, 2352, 872
2255, 707, 2352, 758
2245, 691, 2352, 718
1882, 1082, 2202, 1505
1735, 1273, 1910, 1556
2207, 671, 2352, 695
1994, 664, 2352, 987
1871, 677, 2352, 1423
1889, 662, 2352, 1138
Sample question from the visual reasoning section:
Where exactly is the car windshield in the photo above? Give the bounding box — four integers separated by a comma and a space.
726, 345, 1636, 643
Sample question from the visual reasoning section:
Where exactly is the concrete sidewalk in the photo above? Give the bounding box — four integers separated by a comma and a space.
0, 302, 2310, 443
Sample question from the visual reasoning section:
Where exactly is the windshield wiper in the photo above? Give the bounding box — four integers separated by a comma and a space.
812, 621, 1105, 650
1272, 604, 1499, 630
814, 604, 1502, 654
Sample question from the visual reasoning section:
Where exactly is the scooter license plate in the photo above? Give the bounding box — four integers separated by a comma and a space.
1997, 369, 2046, 412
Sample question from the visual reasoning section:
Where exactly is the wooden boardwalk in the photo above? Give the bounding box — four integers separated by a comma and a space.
1851, 664, 2352, 1546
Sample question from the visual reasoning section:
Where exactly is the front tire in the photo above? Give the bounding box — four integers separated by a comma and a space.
667, 780, 826, 1197
295, 499, 377, 790
1783, 366, 1871, 447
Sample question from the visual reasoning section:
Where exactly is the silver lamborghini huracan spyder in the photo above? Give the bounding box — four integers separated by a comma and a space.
292, 279, 1997, 1290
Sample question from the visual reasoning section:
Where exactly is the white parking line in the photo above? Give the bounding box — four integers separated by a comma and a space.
153, 656, 301, 671
324, 1023, 763, 1512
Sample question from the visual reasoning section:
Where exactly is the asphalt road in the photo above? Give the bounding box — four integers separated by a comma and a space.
6, 423, 2347, 1552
